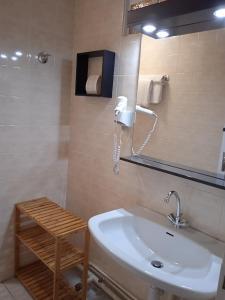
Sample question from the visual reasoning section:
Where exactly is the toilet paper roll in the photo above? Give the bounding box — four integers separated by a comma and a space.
85, 75, 102, 95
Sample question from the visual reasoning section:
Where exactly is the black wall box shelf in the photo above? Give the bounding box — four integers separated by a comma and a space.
75, 50, 115, 98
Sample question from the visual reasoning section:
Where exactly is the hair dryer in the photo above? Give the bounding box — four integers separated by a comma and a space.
113, 96, 158, 174
136, 105, 157, 117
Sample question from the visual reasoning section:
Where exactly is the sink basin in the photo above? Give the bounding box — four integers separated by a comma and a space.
88, 207, 225, 300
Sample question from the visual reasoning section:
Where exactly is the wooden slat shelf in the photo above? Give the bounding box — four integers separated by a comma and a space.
15, 197, 90, 300
17, 226, 85, 272
17, 261, 78, 300
16, 198, 87, 237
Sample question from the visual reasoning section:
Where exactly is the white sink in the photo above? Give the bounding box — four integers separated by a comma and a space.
88, 207, 225, 300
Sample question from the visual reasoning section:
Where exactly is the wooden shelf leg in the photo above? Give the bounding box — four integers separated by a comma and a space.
53, 238, 61, 300
81, 229, 90, 300
14, 206, 20, 275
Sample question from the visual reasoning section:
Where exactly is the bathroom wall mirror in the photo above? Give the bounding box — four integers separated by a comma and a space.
126, 28, 225, 189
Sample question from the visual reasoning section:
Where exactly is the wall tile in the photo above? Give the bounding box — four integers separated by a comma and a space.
0, 0, 74, 281
68, 1, 144, 298
30, 0, 58, 33
183, 187, 224, 238
137, 168, 191, 215
0, 0, 31, 24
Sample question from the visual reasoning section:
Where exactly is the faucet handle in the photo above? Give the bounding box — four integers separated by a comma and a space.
178, 218, 189, 228
167, 213, 176, 223
167, 213, 189, 228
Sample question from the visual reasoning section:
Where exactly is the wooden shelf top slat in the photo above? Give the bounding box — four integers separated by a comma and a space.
16, 198, 87, 237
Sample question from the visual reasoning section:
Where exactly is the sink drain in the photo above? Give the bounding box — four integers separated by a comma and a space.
151, 260, 164, 268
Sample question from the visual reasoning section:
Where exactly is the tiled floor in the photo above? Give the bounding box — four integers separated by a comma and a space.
0, 278, 112, 300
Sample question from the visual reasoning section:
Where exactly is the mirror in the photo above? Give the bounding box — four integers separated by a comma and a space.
132, 28, 225, 181
128, 1, 225, 38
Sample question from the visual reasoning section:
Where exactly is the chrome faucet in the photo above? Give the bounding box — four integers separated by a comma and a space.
164, 191, 188, 228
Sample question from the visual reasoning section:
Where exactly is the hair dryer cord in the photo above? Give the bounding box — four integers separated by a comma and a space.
132, 115, 158, 156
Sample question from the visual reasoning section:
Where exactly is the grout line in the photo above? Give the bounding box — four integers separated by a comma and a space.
3, 283, 16, 300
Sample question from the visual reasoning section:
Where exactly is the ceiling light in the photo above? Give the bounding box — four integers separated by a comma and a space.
15, 51, 23, 57
11, 56, 18, 61
214, 8, 225, 18
0, 54, 7, 59
143, 24, 157, 33
156, 29, 169, 38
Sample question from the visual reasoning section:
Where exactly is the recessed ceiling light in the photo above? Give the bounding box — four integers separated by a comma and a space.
156, 30, 169, 38
11, 56, 18, 61
15, 51, 23, 57
214, 8, 225, 18
143, 24, 157, 33
0, 54, 7, 59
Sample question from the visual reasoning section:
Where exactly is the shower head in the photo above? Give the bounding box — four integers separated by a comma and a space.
37, 52, 51, 64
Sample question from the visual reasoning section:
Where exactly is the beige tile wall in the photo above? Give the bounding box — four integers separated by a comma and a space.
135, 32, 225, 173
68, 1, 225, 299
0, 0, 74, 280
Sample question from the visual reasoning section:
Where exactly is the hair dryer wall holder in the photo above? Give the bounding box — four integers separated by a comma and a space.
116, 111, 135, 127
